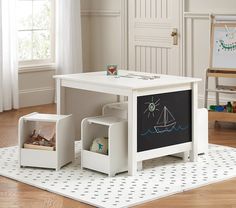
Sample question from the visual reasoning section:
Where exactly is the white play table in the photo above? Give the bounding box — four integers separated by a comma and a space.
54, 70, 201, 176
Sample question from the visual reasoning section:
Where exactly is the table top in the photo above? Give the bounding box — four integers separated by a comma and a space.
54, 70, 201, 90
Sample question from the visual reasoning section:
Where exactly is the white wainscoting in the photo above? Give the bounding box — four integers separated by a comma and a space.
19, 68, 55, 108
19, 87, 55, 108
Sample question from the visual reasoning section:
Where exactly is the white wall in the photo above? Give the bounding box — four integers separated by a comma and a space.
81, 0, 127, 71
184, 0, 236, 107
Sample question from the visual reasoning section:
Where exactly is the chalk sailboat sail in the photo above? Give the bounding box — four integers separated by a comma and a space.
154, 106, 176, 133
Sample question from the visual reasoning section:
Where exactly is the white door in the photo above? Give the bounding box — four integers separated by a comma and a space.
128, 0, 183, 76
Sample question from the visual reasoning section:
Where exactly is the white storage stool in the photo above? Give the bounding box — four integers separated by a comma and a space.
81, 116, 128, 177
18, 112, 75, 170
102, 102, 143, 170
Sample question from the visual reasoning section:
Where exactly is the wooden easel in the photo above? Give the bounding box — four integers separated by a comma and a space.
204, 15, 236, 122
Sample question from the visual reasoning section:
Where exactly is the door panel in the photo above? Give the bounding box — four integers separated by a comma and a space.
134, 46, 171, 74
129, 0, 183, 75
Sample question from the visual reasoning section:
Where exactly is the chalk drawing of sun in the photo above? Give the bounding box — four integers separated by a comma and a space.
143, 97, 160, 118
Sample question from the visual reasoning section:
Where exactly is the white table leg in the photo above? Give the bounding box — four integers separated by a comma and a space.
190, 82, 198, 162
56, 79, 65, 115
128, 91, 138, 176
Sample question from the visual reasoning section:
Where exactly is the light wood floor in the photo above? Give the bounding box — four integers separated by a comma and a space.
0, 104, 236, 208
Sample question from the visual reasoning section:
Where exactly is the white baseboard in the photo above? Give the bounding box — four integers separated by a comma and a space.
19, 87, 55, 108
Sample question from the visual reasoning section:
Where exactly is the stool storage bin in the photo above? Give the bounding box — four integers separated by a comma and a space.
81, 116, 128, 177
18, 112, 75, 170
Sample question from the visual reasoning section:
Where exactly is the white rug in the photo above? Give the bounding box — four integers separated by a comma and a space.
0, 142, 236, 208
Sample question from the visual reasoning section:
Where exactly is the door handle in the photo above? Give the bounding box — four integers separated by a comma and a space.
171, 29, 178, 45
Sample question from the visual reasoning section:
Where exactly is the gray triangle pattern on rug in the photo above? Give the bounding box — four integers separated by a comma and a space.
0, 142, 236, 208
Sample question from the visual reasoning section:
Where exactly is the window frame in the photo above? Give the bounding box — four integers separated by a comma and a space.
18, 0, 56, 70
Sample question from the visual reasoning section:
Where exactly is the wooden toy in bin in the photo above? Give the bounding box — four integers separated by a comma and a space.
18, 112, 75, 170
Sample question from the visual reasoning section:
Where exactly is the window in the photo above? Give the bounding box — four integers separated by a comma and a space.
17, 0, 55, 67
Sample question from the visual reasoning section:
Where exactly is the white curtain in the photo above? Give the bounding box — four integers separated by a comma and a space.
0, 0, 19, 112
56, 0, 83, 75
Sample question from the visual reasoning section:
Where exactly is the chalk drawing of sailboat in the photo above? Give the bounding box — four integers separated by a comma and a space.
154, 106, 176, 133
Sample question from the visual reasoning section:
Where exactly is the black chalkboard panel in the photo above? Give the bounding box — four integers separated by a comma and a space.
137, 90, 192, 152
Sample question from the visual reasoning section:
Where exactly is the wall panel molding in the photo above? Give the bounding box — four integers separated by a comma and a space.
120, 0, 128, 69
81, 0, 128, 70
19, 87, 55, 108
183, 11, 213, 78
184, 11, 236, 19
19, 67, 55, 108
184, 12, 210, 19
81, 10, 121, 17
18, 66, 55, 74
